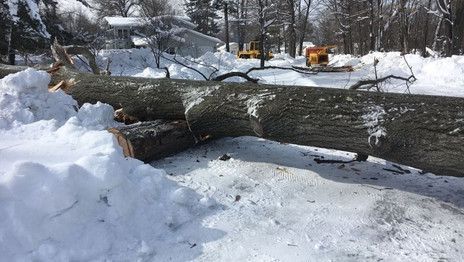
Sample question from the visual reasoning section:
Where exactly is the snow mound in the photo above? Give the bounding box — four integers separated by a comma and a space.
77, 102, 115, 129
133, 67, 167, 79
329, 54, 361, 67
0, 69, 213, 260
0, 69, 77, 129
421, 56, 464, 86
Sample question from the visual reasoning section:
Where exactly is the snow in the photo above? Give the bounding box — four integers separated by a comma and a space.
55, 0, 96, 20
2, 51, 464, 260
0, 69, 76, 129
104, 16, 145, 27
184, 29, 224, 44
362, 105, 387, 147
96, 49, 464, 97
0, 70, 216, 260
7, 0, 51, 38
153, 137, 464, 261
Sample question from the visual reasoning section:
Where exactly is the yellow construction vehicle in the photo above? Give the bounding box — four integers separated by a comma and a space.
305, 45, 337, 67
237, 41, 274, 60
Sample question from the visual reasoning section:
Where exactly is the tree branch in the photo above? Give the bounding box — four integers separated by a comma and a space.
211, 72, 259, 83
349, 74, 415, 90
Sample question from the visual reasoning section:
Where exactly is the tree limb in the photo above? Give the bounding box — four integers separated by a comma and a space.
349, 74, 415, 90
211, 72, 259, 83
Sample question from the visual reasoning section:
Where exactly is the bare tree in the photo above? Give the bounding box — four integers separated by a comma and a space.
137, 0, 174, 17
435, 0, 454, 56
94, 0, 137, 18
297, 0, 313, 56
142, 17, 179, 69
284, 0, 297, 57
250, 0, 277, 67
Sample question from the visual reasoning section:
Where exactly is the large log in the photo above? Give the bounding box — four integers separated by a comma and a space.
1, 66, 463, 176
108, 120, 195, 161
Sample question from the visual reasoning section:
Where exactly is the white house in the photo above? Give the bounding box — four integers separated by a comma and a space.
103, 16, 224, 58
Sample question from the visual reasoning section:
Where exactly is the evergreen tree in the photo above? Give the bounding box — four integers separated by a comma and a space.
41, 0, 72, 45
0, 0, 10, 57
185, 0, 220, 36
0, 0, 72, 64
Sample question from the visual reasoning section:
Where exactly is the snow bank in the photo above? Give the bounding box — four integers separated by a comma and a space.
133, 67, 167, 79
359, 52, 464, 96
328, 54, 361, 67
0, 69, 77, 129
98, 48, 464, 97
0, 69, 214, 261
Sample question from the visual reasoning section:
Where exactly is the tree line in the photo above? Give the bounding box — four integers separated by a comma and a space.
0, 0, 462, 66
213, 0, 463, 57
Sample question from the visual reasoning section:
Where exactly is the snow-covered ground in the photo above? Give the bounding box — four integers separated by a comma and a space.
92, 49, 464, 97
154, 137, 464, 261
0, 70, 218, 260
1, 52, 464, 261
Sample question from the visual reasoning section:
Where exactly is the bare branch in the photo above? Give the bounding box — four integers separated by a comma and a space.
211, 72, 259, 83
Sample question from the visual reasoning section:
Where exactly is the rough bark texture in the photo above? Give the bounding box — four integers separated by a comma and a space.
108, 120, 195, 161
1, 66, 464, 176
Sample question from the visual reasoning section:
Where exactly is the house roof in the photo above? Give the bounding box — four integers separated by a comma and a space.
184, 29, 224, 44
104, 17, 144, 27
104, 16, 224, 46
103, 16, 196, 30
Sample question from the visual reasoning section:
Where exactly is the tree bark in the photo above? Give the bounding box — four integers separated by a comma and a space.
258, 0, 266, 68
7, 24, 15, 66
108, 120, 195, 161
422, 0, 432, 56
368, 0, 376, 51
1, 66, 464, 176
298, 0, 311, 56
286, 0, 297, 58
224, 2, 230, 53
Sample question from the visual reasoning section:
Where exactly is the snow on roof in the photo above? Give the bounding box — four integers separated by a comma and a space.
171, 16, 196, 29
104, 17, 145, 27
104, 16, 222, 45
131, 36, 149, 47
104, 16, 197, 30
184, 29, 224, 44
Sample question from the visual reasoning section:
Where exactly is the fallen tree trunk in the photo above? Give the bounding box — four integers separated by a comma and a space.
108, 120, 195, 161
1, 65, 464, 176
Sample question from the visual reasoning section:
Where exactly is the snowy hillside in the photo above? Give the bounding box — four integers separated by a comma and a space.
1, 54, 464, 260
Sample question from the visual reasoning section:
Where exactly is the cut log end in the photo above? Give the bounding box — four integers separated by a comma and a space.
108, 120, 196, 162
108, 128, 135, 158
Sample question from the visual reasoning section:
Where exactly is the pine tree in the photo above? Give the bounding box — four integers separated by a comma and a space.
40, 0, 73, 44
0, 0, 72, 64
185, 0, 220, 36
0, 0, 10, 57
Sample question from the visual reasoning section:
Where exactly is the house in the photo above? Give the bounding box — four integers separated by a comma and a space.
103, 16, 224, 58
